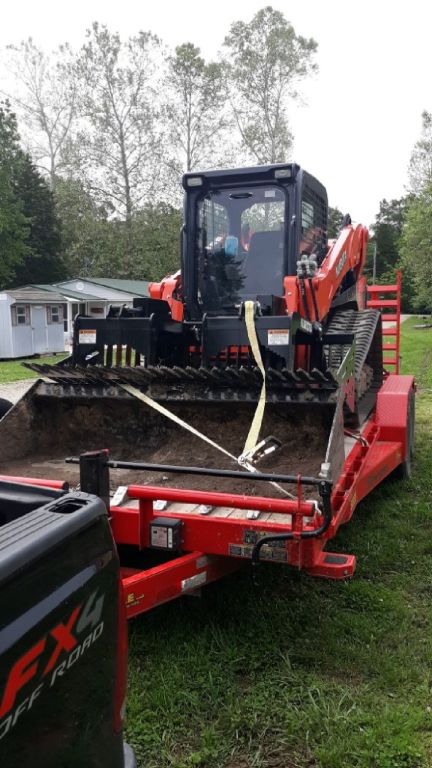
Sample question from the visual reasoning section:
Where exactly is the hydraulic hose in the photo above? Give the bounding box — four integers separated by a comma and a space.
251, 480, 332, 566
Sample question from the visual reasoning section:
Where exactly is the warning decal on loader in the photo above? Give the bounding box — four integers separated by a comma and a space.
79, 329, 97, 344
268, 329, 289, 346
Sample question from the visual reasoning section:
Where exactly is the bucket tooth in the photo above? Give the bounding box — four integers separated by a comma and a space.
295, 368, 316, 385
267, 367, 285, 382
281, 368, 302, 385
225, 366, 243, 383
124, 368, 153, 385
173, 366, 194, 380
158, 365, 183, 381
220, 367, 240, 385
210, 366, 229, 384
136, 368, 159, 383
142, 366, 160, 380
310, 368, 329, 383
195, 367, 214, 382
238, 366, 261, 385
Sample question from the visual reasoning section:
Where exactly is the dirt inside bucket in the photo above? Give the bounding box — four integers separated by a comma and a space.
0, 387, 332, 501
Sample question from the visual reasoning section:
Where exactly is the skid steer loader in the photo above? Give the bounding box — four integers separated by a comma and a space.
0, 163, 384, 502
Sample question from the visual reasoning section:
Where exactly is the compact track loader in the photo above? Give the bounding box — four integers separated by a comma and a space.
0, 164, 414, 590
2, 164, 382, 479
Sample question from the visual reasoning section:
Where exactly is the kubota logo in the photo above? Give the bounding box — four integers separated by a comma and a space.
0, 590, 105, 739
335, 250, 347, 277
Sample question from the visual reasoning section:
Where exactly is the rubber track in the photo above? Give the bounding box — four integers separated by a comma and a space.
325, 309, 381, 378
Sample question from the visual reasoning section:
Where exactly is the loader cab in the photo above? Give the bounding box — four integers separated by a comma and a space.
182, 164, 328, 319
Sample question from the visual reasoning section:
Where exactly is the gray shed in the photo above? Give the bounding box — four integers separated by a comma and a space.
0, 287, 65, 359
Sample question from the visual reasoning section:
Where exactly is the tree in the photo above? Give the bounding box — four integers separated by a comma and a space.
408, 111, 432, 194
162, 43, 228, 181
369, 197, 409, 279
54, 177, 119, 277
327, 206, 344, 238
74, 24, 161, 226
54, 179, 180, 281
0, 102, 29, 288
2, 39, 78, 192
12, 155, 64, 286
399, 187, 432, 312
129, 203, 181, 280
223, 6, 317, 164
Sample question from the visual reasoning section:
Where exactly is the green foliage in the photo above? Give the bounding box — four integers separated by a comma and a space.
223, 6, 318, 164
1, 14, 321, 285
54, 177, 181, 280
408, 111, 432, 194
12, 154, 65, 285
0, 102, 64, 289
4, 38, 77, 190
369, 198, 409, 278
327, 205, 344, 238
365, 197, 417, 311
74, 23, 160, 223
0, 102, 30, 287
129, 204, 182, 281
400, 186, 432, 312
163, 43, 228, 176
54, 177, 115, 277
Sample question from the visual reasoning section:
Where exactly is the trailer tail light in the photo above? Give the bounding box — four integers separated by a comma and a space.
113, 577, 128, 733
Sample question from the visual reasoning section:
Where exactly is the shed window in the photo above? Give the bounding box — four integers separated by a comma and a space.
47, 305, 63, 324
71, 302, 86, 318
11, 305, 30, 326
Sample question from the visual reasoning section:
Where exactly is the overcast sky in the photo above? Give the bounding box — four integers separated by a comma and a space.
1, 0, 430, 226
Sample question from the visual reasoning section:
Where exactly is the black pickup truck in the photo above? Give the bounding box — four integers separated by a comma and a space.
0, 478, 136, 768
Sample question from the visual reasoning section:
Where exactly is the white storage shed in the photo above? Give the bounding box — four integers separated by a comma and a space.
0, 287, 65, 359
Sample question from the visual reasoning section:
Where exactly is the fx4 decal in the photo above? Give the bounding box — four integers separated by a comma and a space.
0, 590, 105, 739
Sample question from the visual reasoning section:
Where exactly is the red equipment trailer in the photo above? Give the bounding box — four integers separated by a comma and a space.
8, 276, 413, 620
13, 371, 413, 620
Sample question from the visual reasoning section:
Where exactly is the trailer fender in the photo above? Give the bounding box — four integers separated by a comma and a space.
375, 375, 416, 476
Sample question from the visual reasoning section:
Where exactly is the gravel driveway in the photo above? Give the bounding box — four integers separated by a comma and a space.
0, 379, 35, 405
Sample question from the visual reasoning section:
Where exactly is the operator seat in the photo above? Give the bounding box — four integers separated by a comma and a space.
242, 230, 284, 296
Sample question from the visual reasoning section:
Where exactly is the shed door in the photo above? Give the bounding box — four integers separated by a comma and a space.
31, 306, 48, 353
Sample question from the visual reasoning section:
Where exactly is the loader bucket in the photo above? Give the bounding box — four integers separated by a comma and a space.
0, 379, 344, 497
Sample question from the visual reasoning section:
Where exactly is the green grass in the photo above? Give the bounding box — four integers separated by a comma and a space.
0, 353, 68, 384
125, 317, 432, 768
